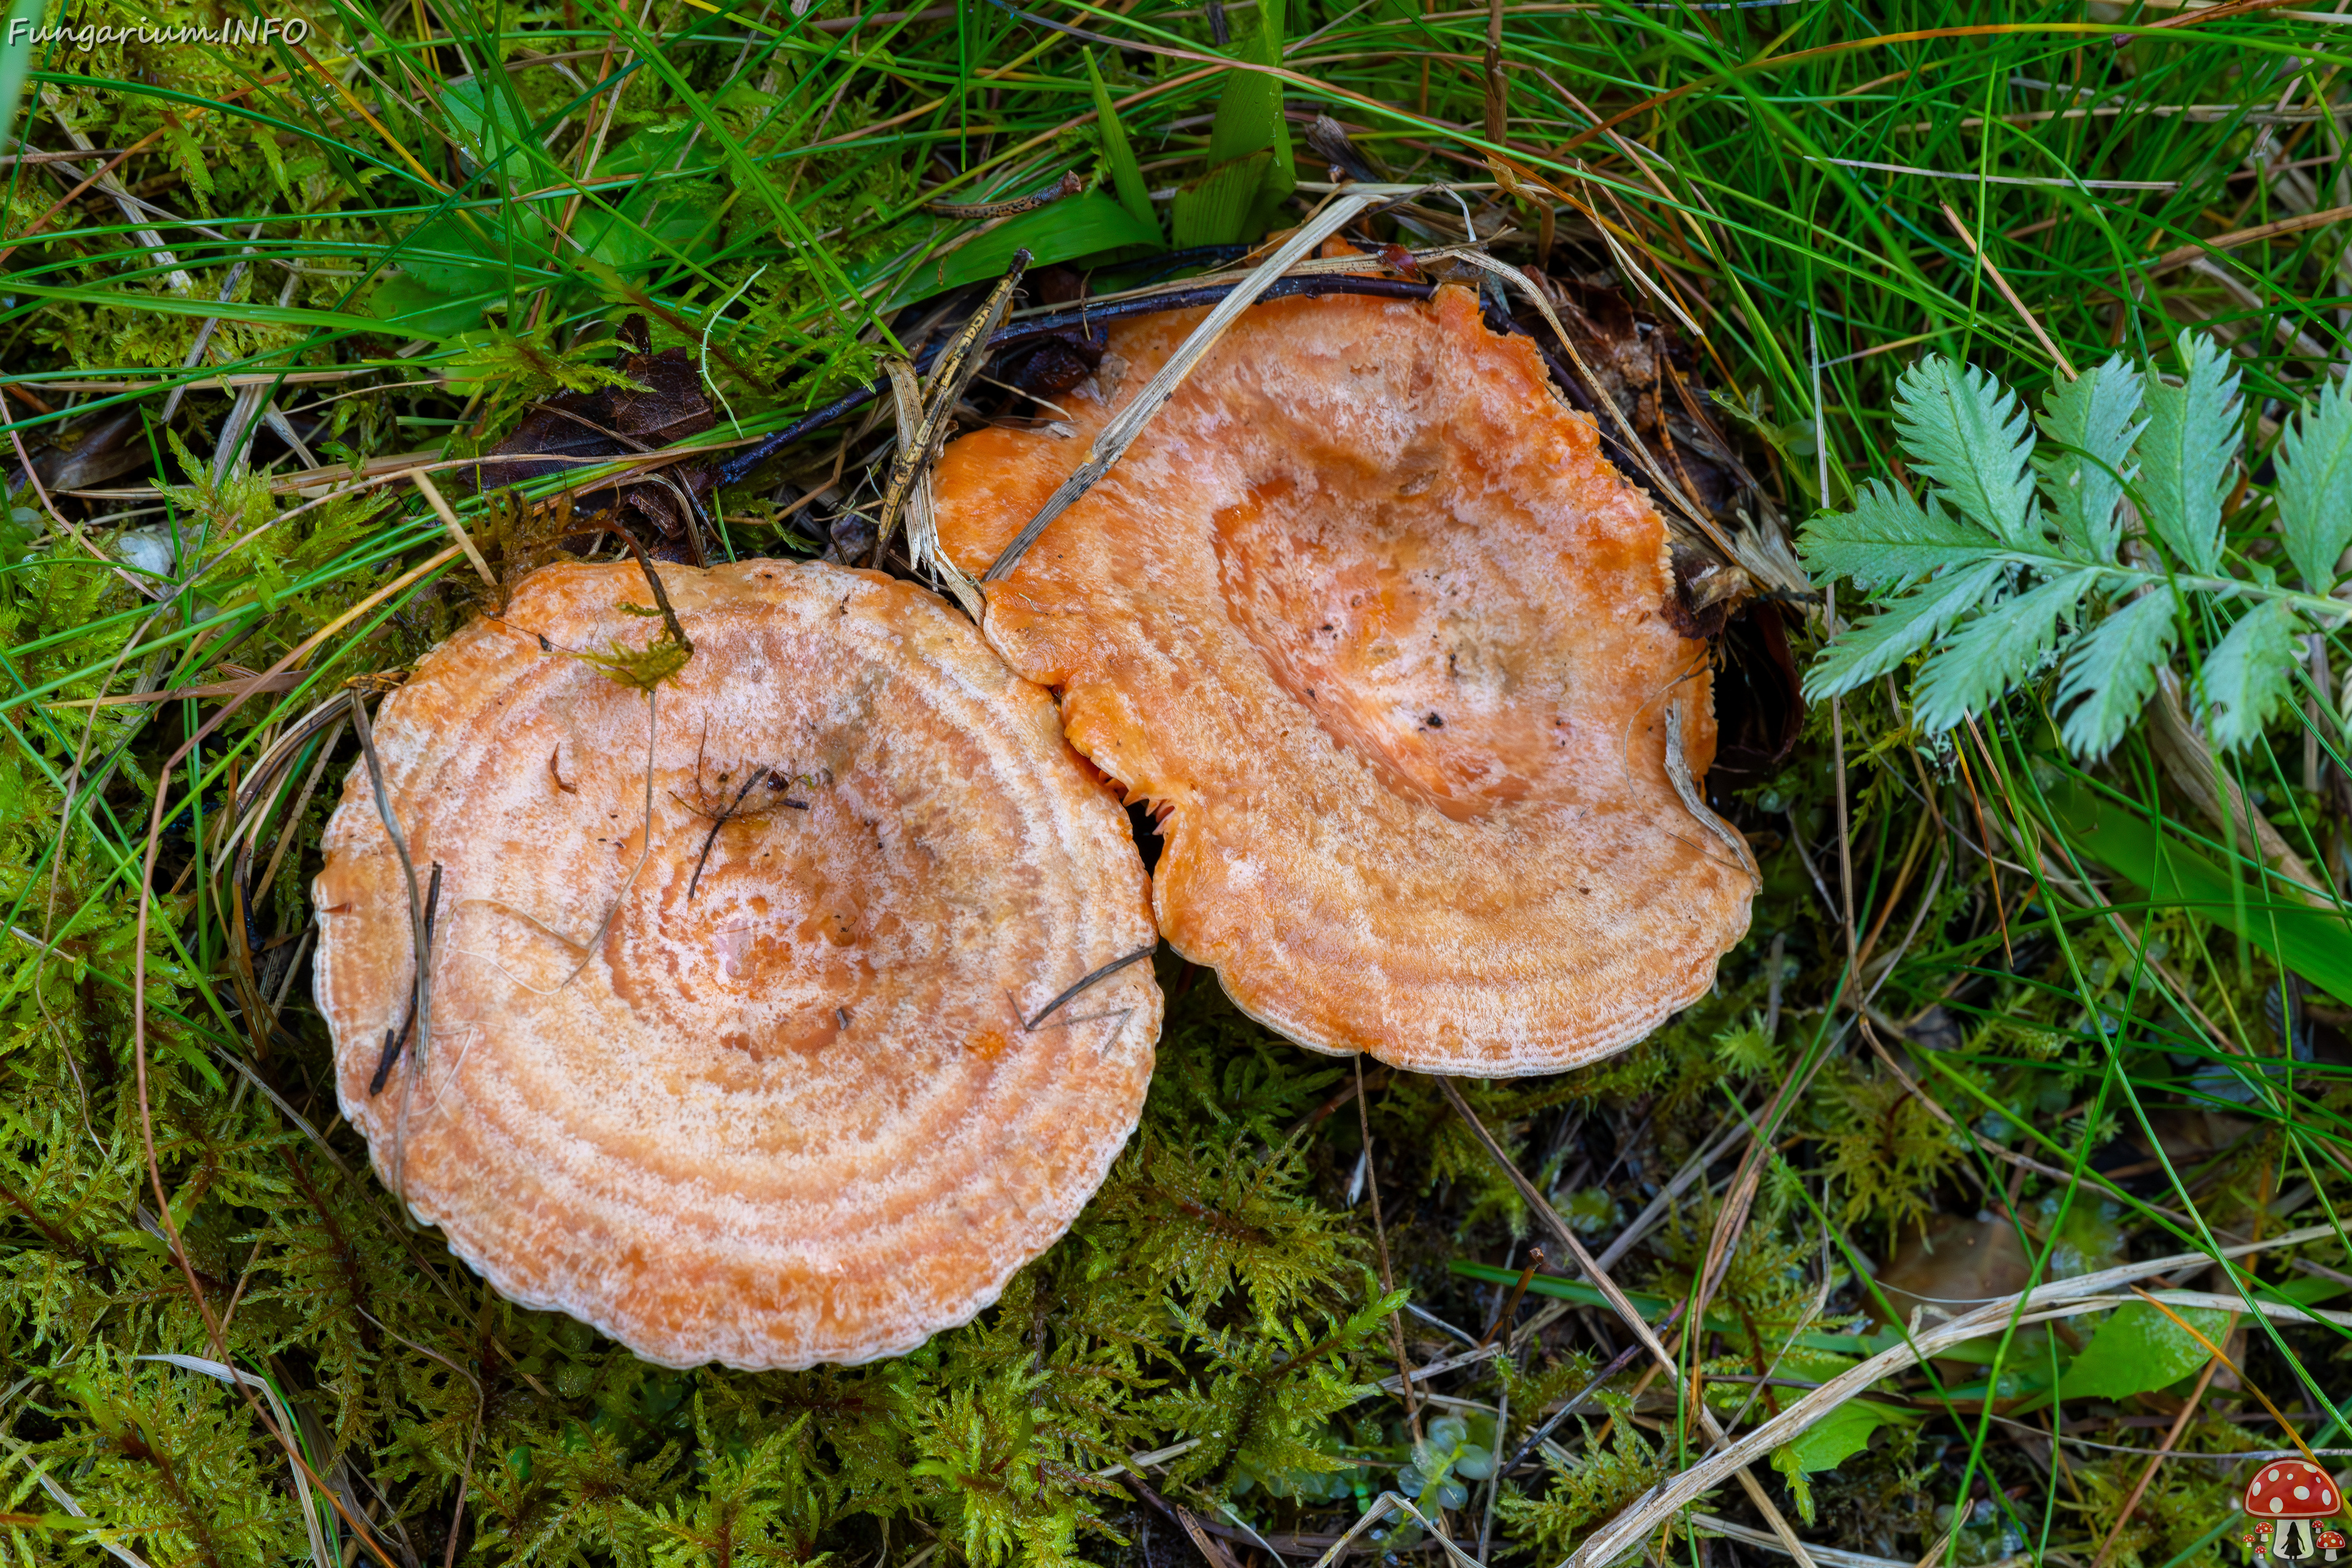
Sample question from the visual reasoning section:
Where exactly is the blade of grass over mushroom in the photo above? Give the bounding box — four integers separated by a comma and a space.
981, 191, 1378, 581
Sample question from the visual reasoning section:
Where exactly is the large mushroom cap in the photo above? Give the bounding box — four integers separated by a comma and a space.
2247, 1462, 2340, 1518
314, 560, 1161, 1369
933, 285, 1754, 1077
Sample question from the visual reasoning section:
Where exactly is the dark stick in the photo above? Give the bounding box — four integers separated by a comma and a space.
1024, 945, 1156, 1030
687, 768, 777, 903
595, 516, 693, 657
369, 862, 442, 1096
1476, 1245, 1545, 1350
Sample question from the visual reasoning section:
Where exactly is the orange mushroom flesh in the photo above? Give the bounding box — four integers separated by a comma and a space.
314, 560, 1161, 1369
933, 285, 1754, 1077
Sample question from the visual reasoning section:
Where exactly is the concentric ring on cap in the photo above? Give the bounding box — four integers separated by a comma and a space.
314, 559, 1161, 1368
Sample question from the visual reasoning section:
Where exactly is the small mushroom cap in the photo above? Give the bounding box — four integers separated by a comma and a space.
314, 560, 1160, 1369
2247, 1463, 2339, 1517
934, 286, 1754, 1076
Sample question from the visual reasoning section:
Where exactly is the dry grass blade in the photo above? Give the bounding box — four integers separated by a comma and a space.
1305, 1490, 1490, 1568
981, 192, 1379, 582
1359, 1053, 1423, 1439
1664, 696, 1760, 880
1597, 1114, 1751, 1272
410, 470, 497, 587
1562, 1224, 2340, 1568
1692, 1515, 2033, 1568
881, 356, 984, 618
1937, 203, 2077, 379
876, 250, 1031, 575
920, 168, 1083, 218
2087, 1351, 2226, 1568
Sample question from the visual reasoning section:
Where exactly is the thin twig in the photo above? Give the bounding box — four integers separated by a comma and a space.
2087, 1352, 2225, 1568
1938, 202, 2079, 379
370, 862, 443, 1096
1025, 946, 1157, 1031
1499, 1333, 1659, 1474
1477, 1246, 1544, 1349
687, 767, 781, 903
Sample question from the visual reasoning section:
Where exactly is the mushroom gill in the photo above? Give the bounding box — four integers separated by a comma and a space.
932, 284, 1754, 1077
313, 560, 1161, 1369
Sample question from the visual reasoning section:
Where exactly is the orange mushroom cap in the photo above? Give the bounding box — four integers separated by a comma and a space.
933, 285, 1755, 1076
314, 560, 1160, 1368
2247, 1462, 2340, 1517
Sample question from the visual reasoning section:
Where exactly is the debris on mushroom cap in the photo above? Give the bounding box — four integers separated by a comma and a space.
313, 560, 1161, 1369
933, 285, 1756, 1077
2246, 1462, 2340, 1516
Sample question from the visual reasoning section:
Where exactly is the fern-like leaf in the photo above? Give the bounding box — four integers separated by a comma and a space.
2035, 355, 2143, 562
2055, 589, 2179, 760
2274, 372, 2352, 591
1797, 482, 1989, 590
2136, 331, 2241, 575
1893, 356, 2041, 546
1911, 568, 2098, 732
2196, 597, 2302, 751
1801, 560, 2005, 702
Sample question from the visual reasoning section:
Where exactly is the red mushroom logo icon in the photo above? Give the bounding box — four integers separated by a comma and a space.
2244, 1462, 2341, 1562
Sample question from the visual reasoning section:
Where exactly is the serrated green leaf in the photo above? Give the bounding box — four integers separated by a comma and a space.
1893, 355, 2041, 547
1913, 568, 2097, 732
1798, 482, 1992, 592
2196, 597, 2302, 751
2274, 372, 2352, 590
1773, 1399, 1917, 1476
2036, 355, 2143, 562
2057, 1302, 2228, 1400
2056, 589, 2179, 760
2137, 331, 2242, 575
1801, 559, 2005, 701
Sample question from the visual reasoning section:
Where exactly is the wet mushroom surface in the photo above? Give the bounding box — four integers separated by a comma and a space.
313, 560, 1161, 1370
933, 285, 1755, 1076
